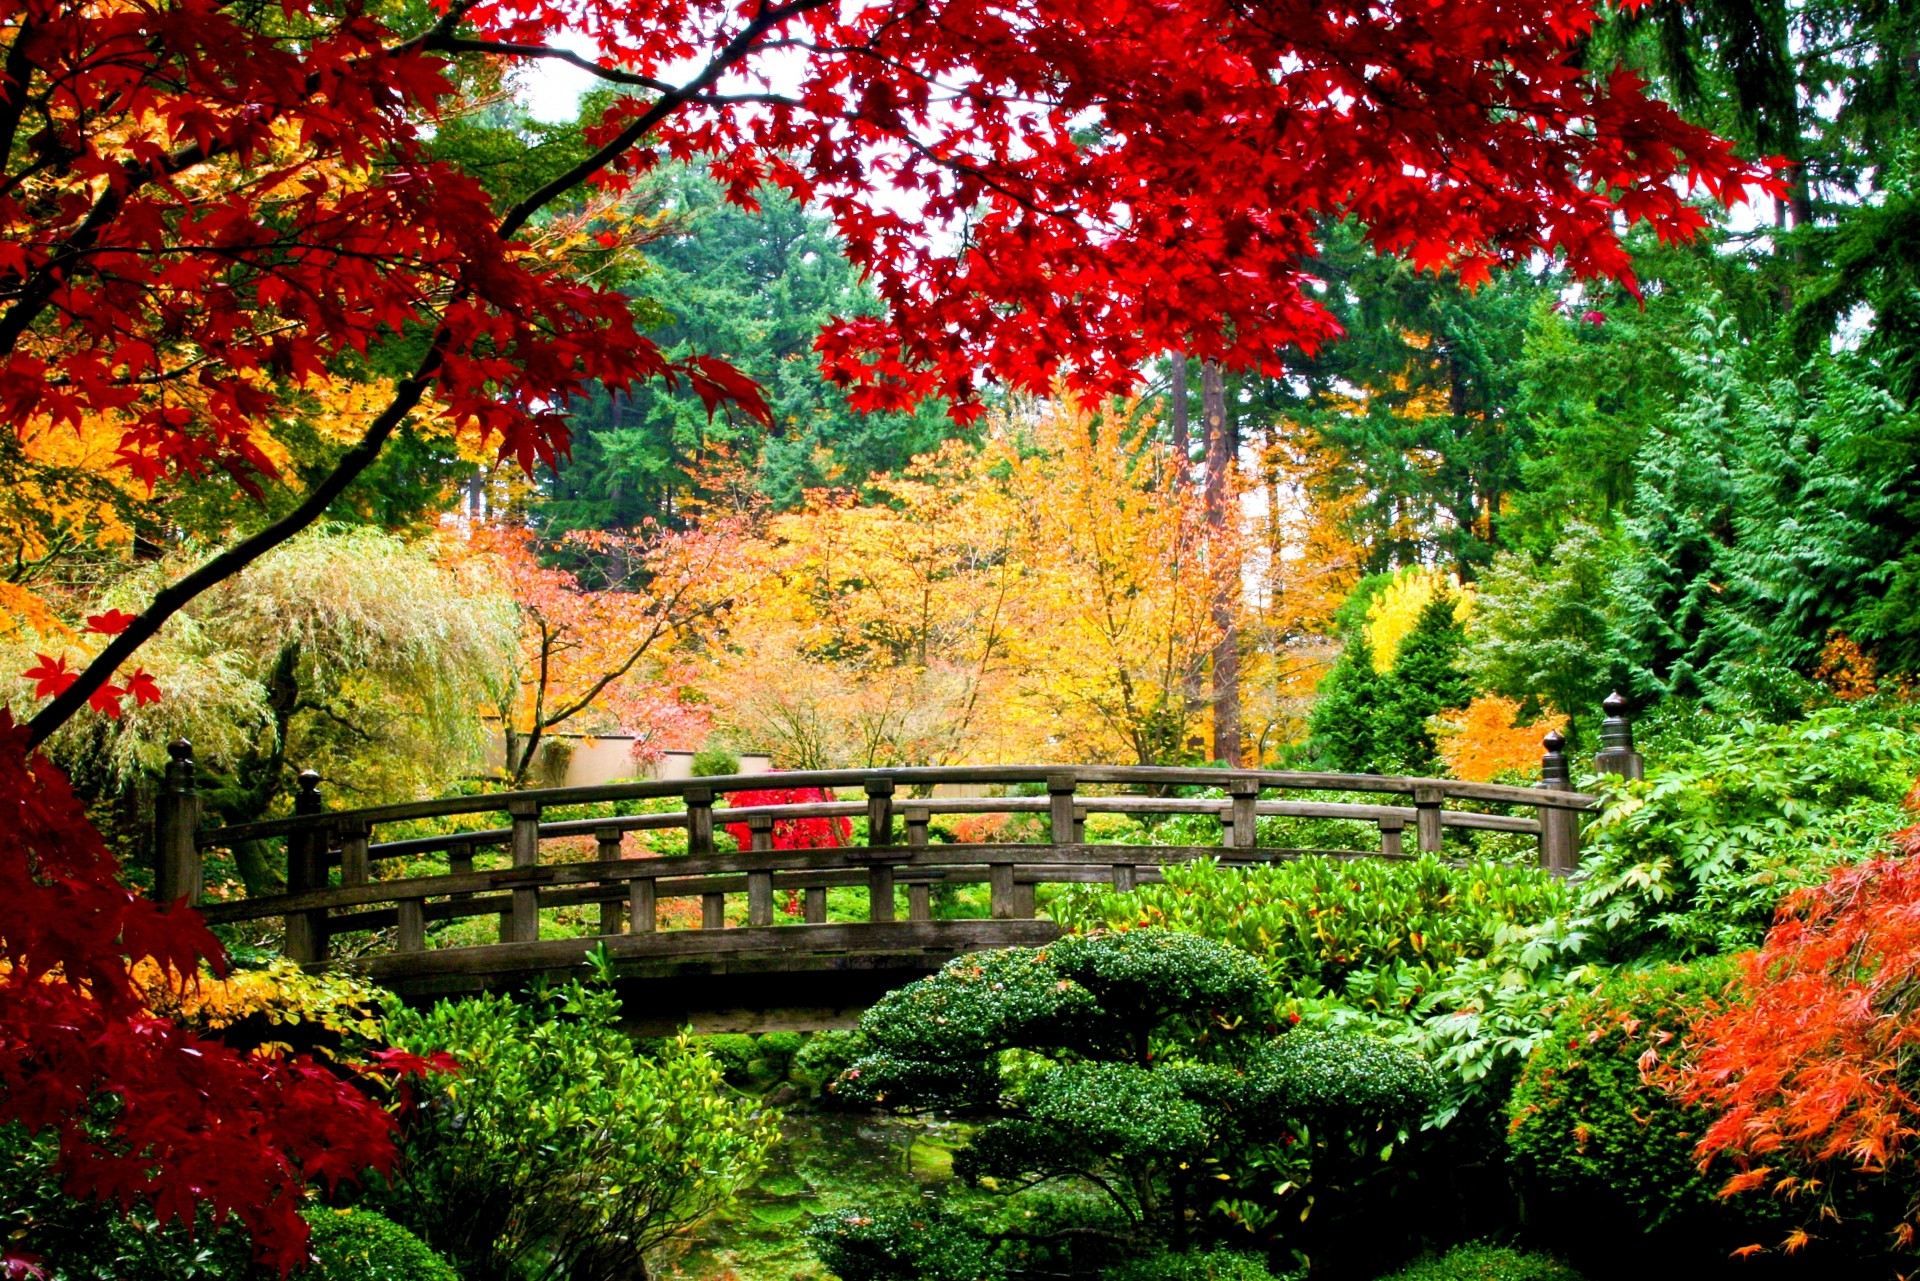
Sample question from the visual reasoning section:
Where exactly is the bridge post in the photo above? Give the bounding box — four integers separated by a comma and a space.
1228, 778, 1260, 849
1047, 774, 1077, 844
448, 840, 474, 902
864, 778, 896, 922
153, 740, 202, 907
1594, 692, 1645, 781
904, 806, 933, 921
1377, 813, 1406, 859
506, 798, 542, 943
746, 814, 775, 927
284, 770, 327, 963
1412, 785, 1445, 853
338, 820, 371, 887
596, 825, 625, 934
685, 786, 723, 929
1536, 730, 1578, 874
629, 874, 657, 934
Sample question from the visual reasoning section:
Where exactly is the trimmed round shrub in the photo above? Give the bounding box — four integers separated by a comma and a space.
1104, 1248, 1301, 1281
1377, 1242, 1585, 1281
804, 1204, 1001, 1281
303, 1207, 458, 1281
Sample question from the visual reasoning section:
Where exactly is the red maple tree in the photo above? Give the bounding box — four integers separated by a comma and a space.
724, 783, 852, 850
2, 0, 1779, 1263
0, 714, 447, 1274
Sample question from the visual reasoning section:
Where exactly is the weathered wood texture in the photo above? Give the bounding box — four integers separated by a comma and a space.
165, 727, 1632, 1004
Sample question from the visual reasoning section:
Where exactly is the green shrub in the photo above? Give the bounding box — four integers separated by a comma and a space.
805, 1204, 1002, 1281
301, 1207, 458, 1281
1506, 960, 1754, 1235
1376, 1242, 1586, 1281
828, 931, 1435, 1259
380, 979, 776, 1281
704, 1031, 760, 1082
792, 1028, 866, 1094
1103, 1248, 1301, 1281
1053, 856, 1572, 1018
1578, 698, 1920, 957
691, 746, 742, 776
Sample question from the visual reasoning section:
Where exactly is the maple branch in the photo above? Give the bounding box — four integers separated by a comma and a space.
427, 37, 673, 92
0, 20, 37, 172
497, 0, 833, 240
24, 357, 441, 747
0, 0, 482, 351
26, 0, 818, 747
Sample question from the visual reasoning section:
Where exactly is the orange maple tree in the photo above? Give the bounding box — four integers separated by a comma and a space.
1678, 796, 1920, 1249
461, 522, 747, 784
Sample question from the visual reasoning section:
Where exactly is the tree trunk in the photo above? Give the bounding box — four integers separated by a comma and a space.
1169, 353, 1190, 488
1202, 361, 1241, 767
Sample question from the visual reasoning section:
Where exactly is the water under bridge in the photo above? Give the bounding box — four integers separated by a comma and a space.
155, 706, 1642, 1033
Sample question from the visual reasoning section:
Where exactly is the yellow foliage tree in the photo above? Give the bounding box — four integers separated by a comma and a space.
1004, 399, 1235, 764
1366, 566, 1474, 671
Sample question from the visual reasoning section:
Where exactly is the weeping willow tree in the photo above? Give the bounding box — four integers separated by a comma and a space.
9, 525, 516, 894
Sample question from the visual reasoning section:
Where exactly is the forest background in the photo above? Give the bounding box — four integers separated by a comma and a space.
6, 0, 1915, 822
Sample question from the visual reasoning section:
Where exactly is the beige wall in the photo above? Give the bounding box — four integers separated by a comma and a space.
494, 732, 772, 787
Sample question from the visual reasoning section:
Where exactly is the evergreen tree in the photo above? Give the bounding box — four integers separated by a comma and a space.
540, 164, 961, 540
1608, 310, 1745, 701
1307, 633, 1382, 772
1369, 591, 1473, 775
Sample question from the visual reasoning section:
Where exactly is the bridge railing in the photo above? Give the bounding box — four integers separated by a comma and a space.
151, 696, 1647, 973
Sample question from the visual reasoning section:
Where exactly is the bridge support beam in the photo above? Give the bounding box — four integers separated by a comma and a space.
747, 814, 775, 927
865, 778, 896, 922
284, 770, 328, 963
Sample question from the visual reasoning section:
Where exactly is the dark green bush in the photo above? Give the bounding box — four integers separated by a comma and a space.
300, 1208, 459, 1281
828, 930, 1435, 1265
792, 1028, 866, 1095
1507, 960, 1740, 1231
704, 1031, 759, 1078
1376, 1242, 1586, 1281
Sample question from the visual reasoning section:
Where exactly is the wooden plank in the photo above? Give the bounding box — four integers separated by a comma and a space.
339, 822, 371, 888
506, 799, 541, 944
1413, 786, 1445, 854
989, 862, 1015, 919
396, 898, 425, 952
629, 878, 656, 934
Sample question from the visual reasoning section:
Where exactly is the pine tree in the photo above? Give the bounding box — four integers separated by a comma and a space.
1368, 591, 1473, 774
1307, 634, 1381, 772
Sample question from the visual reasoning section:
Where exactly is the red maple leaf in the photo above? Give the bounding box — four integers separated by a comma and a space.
87, 683, 127, 719
125, 669, 163, 708
84, 609, 138, 635
21, 655, 75, 700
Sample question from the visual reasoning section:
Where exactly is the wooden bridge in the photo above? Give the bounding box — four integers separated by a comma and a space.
155, 702, 1643, 1032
